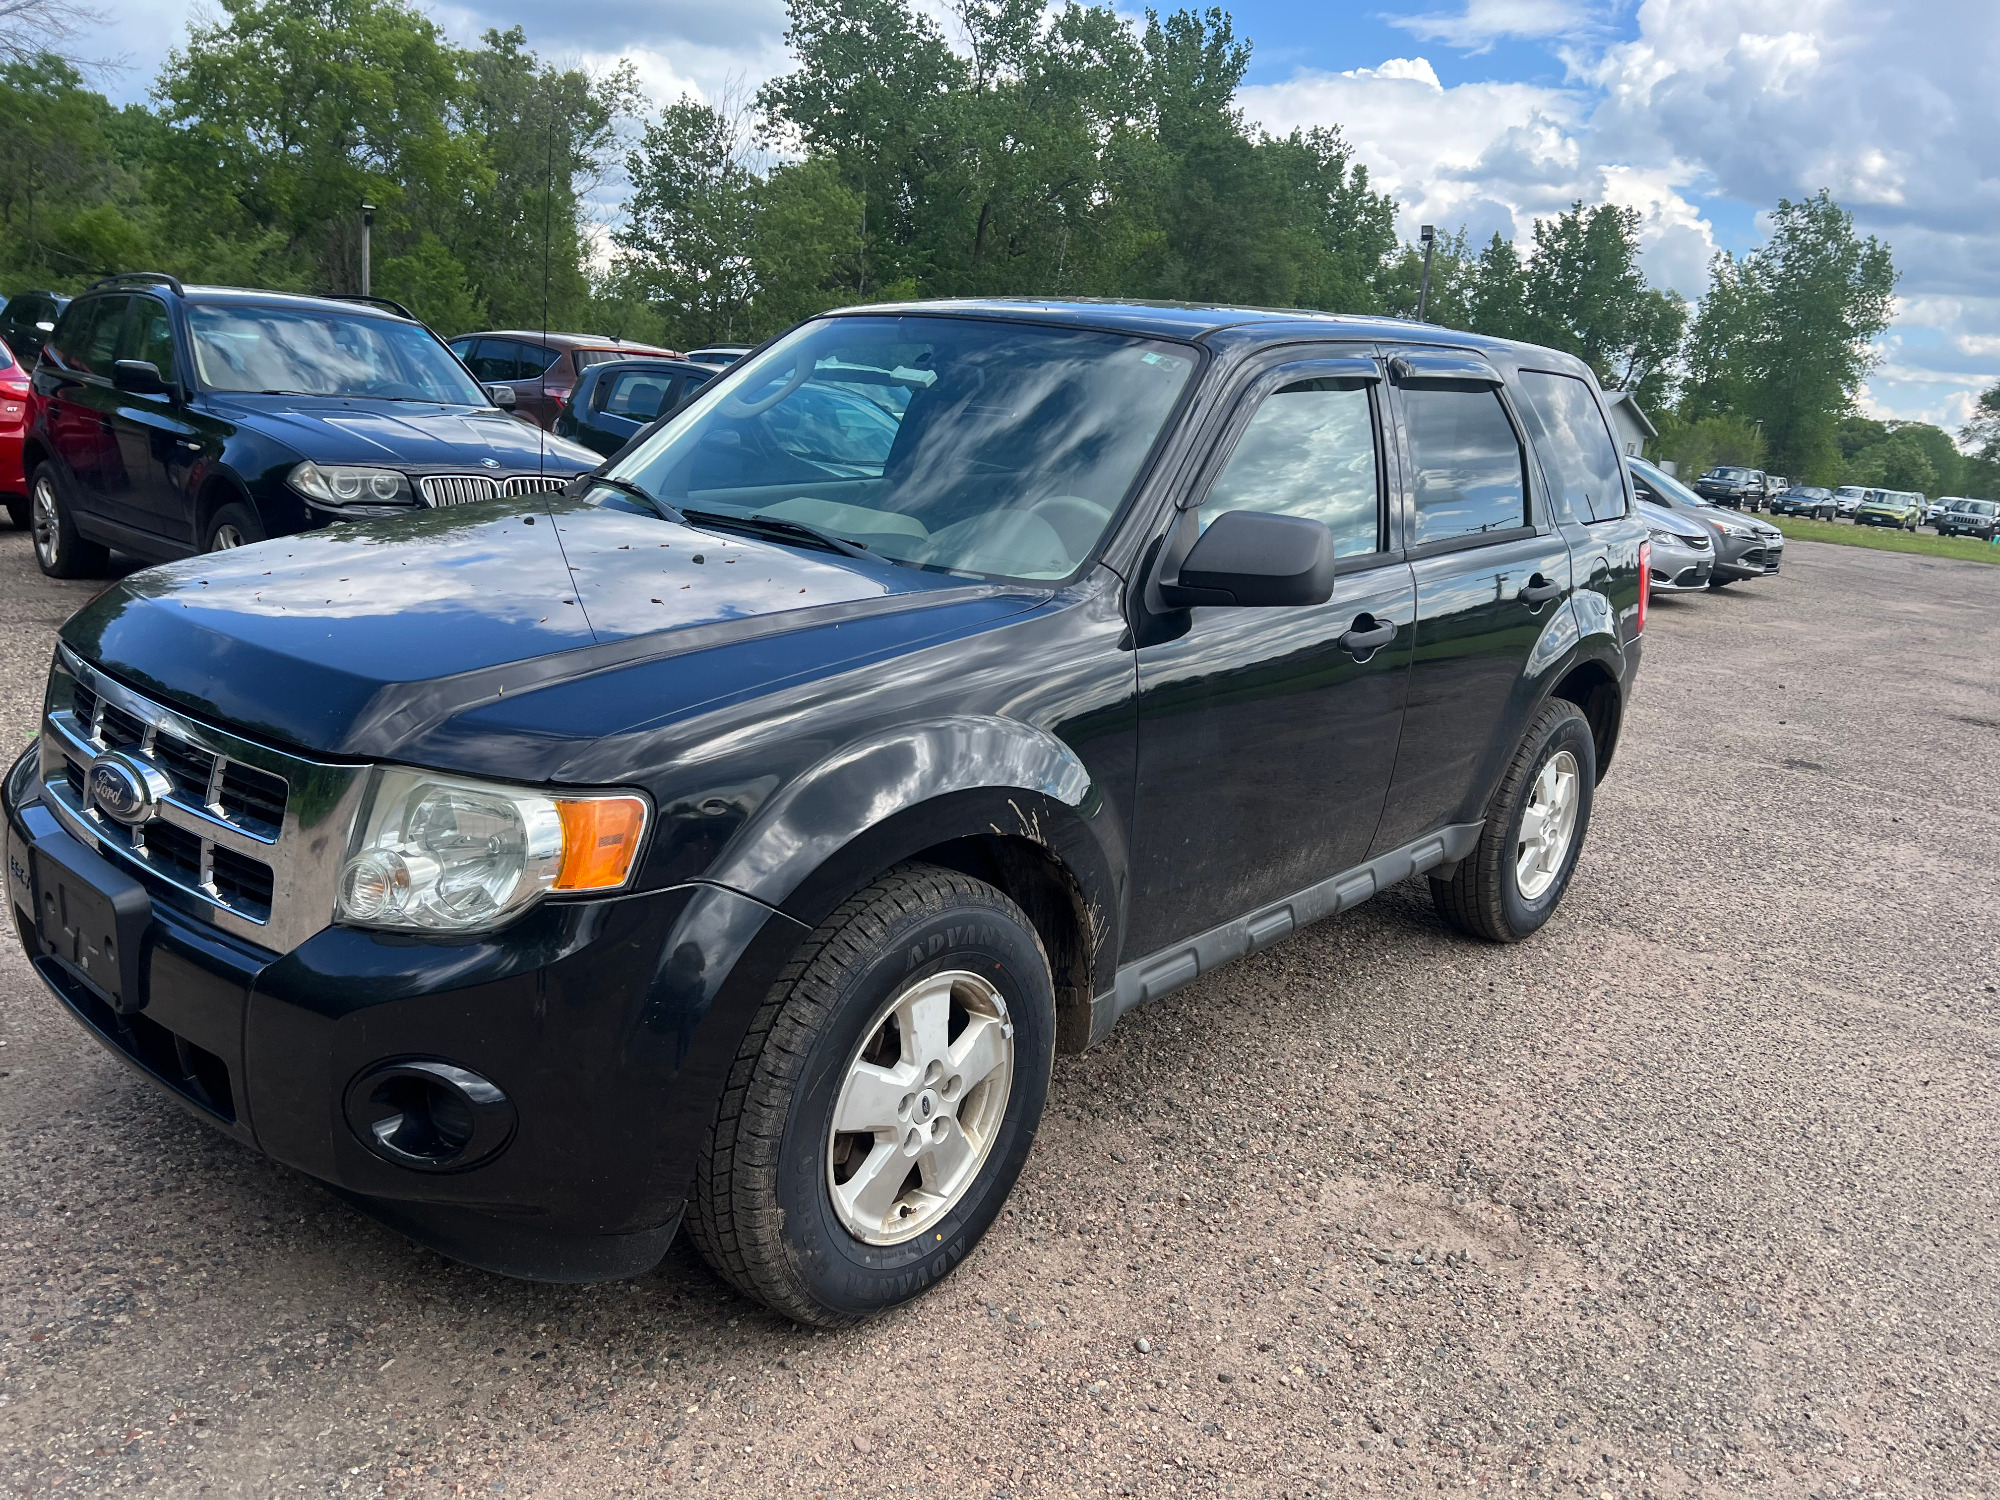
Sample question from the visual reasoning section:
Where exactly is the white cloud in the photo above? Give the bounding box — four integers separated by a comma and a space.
1392, 0, 1603, 52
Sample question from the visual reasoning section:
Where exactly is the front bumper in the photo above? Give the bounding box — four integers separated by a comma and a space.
1646, 542, 1713, 591
5, 746, 807, 1281
1710, 533, 1782, 580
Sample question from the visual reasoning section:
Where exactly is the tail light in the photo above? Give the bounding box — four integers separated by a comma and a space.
1636, 541, 1650, 634
544, 385, 572, 410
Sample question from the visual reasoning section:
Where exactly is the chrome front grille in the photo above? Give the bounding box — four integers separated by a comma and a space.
420, 474, 498, 507
39, 649, 371, 953
502, 475, 568, 496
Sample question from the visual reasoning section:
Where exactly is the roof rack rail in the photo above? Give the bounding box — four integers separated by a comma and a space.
89, 271, 186, 296
321, 293, 419, 322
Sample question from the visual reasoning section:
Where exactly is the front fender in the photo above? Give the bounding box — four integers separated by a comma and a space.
704, 715, 1124, 985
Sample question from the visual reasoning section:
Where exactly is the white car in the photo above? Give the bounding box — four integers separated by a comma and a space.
1832, 485, 1872, 517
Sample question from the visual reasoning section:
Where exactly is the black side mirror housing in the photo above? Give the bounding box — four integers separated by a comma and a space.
111, 359, 169, 396
1158, 509, 1338, 608
486, 383, 517, 409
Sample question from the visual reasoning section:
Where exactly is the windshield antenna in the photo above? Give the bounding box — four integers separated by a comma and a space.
539, 98, 555, 483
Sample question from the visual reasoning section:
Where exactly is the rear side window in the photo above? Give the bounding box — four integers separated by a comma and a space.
1518, 371, 1627, 522
601, 369, 676, 419
460, 339, 521, 382
1204, 376, 1382, 558
1403, 387, 1528, 545
60, 296, 132, 377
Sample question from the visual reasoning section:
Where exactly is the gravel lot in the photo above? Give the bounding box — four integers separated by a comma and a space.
0, 529, 1995, 1499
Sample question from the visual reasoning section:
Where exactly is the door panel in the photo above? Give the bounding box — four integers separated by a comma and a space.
1371, 371, 1574, 853
43, 296, 132, 529
1130, 355, 1414, 957
109, 296, 201, 546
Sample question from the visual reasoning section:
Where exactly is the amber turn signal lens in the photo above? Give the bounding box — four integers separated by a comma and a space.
553, 796, 649, 891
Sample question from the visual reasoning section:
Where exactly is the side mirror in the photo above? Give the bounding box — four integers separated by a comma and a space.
111, 359, 169, 396
486, 383, 516, 409
1158, 509, 1337, 608
35, 320, 55, 332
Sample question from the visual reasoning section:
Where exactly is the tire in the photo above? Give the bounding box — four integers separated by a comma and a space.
688, 862, 1056, 1326
1707, 576, 1732, 589
1431, 697, 1597, 943
203, 501, 266, 552
3, 497, 25, 529
28, 462, 108, 578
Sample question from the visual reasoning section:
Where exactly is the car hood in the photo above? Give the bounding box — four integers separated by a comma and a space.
202, 395, 600, 472
60, 495, 1045, 761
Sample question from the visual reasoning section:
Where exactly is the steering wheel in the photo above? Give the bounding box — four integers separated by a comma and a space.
722, 357, 812, 418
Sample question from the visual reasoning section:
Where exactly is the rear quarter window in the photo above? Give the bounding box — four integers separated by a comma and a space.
1517, 370, 1628, 523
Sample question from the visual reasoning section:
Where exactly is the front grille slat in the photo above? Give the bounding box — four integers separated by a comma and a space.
71, 681, 98, 729
501, 475, 567, 497
143, 821, 204, 883
98, 701, 147, 750
420, 475, 499, 508
209, 846, 274, 920
218, 761, 288, 830
152, 731, 220, 803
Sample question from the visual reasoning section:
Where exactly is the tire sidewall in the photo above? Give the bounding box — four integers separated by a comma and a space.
774, 897, 1055, 1319
1497, 708, 1596, 937
205, 501, 267, 552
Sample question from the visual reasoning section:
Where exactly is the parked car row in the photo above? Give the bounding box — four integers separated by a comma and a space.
1630, 458, 1785, 588
1690, 468, 1996, 540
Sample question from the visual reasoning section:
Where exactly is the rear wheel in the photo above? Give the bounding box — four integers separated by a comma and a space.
3, 497, 24, 529
1432, 698, 1596, 943
29, 463, 108, 578
689, 863, 1056, 1326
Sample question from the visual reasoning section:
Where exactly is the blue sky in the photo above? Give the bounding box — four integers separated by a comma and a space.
94, 0, 1998, 438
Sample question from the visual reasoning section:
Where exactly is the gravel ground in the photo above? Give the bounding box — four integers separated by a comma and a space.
0, 527, 1995, 1499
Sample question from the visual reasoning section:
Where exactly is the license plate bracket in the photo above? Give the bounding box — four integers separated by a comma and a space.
30, 829, 151, 1013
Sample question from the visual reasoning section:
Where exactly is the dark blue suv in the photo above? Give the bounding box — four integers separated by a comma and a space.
21, 274, 598, 575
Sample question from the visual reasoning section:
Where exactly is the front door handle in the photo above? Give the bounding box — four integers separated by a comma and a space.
1337, 615, 1398, 655
1520, 574, 1563, 605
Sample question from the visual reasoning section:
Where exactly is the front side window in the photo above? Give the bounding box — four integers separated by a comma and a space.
1203, 374, 1381, 558
123, 296, 178, 384
186, 304, 487, 404
1403, 387, 1529, 545
610, 315, 1197, 582
1518, 371, 1626, 522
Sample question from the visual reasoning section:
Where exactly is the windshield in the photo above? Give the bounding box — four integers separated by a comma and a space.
1969, 501, 1998, 515
1707, 467, 1753, 481
1629, 459, 1707, 510
607, 314, 1197, 581
187, 304, 489, 403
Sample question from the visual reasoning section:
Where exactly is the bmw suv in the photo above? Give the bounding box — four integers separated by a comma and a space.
21, 274, 597, 576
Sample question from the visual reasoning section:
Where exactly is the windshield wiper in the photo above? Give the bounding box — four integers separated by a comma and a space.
683, 509, 876, 560
587, 474, 686, 522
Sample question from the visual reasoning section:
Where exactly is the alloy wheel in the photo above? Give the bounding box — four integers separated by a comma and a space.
31, 475, 60, 570
1515, 749, 1581, 901
209, 524, 245, 550
826, 969, 1015, 1246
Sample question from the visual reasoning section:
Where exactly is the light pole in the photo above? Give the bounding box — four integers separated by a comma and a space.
361, 202, 375, 296
1416, 224, 1436, 323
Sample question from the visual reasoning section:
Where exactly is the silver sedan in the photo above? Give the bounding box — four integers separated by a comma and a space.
1639, 498, 1714, 592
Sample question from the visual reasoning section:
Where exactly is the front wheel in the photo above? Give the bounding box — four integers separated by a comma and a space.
1432, 698, 1596, 942
203, 501, 267, 551
689, 863, 1056, 1325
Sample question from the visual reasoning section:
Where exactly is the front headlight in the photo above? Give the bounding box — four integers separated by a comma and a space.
1647, 527, 1677, 546
335, 768, 650, 932
1717, 522, 1752, 538
288, 461, 414, 507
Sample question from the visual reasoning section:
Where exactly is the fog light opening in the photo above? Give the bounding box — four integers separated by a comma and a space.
343, 1060, 516, 1172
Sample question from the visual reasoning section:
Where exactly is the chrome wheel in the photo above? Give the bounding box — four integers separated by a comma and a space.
1515, 749, 1581, 901
827, 969, 1015, 1246
31, 474, 60, 570
208, 523, 246, 550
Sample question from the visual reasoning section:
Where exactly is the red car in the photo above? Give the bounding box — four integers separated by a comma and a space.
0, 336, 29, 528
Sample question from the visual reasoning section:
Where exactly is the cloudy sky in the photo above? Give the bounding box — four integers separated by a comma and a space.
94, 0, 1998, 434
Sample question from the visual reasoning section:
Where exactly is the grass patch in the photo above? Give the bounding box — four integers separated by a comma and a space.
1768, 514, 2000, 565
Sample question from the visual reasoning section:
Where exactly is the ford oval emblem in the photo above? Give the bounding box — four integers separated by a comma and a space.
86, 753, 165, 826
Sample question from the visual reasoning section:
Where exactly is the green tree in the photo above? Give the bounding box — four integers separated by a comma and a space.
1846, 429, 1937, 494
1678, 191, 1896, 482
1959, 382, 2000, 464
0, 54, 150, 287
1521, 202, 1686, 406
1652, 412, 1766, 478
1466, 231, 1531, 342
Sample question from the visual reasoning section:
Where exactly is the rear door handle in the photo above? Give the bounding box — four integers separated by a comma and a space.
1337, 615, 1398, 654
1520, 575, 1563, 605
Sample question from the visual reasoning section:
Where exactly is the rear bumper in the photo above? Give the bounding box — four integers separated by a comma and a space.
5, 745, 808, 1281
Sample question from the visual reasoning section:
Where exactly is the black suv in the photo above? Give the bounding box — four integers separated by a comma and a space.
552, 355, 716, 458
20, 274, 597, 575
0, 289, 70, 364
5, 300, 1645, 1325
1694, 465, 1766, 510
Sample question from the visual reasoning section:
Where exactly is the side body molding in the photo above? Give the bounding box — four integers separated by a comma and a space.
1089, 822, 1483, 1047
702, 715, 1126, 983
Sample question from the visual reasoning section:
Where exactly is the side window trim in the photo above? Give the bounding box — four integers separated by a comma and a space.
1384, 355, 1543, 550
1179, 352, 1393, 564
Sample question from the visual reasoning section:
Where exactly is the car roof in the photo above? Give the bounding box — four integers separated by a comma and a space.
457, 329, 673, 352
579, 357, 714, 377
818, 295, 1589, 362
